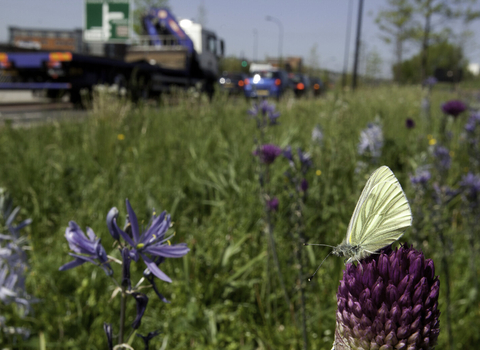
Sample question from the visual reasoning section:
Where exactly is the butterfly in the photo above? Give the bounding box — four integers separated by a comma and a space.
306, 166, 412, 280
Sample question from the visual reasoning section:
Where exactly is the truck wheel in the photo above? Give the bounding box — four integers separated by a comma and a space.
204, 80, 215, 101
70, 89, 82, 107
113, 74, 127, 97
131, 75, 150, 103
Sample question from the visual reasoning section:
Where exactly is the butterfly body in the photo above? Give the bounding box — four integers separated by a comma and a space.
332, 243, 364, 262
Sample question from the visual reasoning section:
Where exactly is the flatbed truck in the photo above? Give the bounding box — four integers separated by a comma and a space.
0, 8, 224, 104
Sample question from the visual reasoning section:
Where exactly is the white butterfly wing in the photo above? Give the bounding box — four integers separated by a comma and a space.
345, 166, 412, 252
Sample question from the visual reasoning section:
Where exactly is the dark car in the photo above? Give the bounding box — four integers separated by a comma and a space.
288, 73, 312, 98
243, 70, 290, 99
218, 72, 247, 95
310, 77, 325, 97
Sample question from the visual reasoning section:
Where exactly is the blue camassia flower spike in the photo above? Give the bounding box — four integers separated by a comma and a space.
109, 199, 190, 283
59, 221, 113, 276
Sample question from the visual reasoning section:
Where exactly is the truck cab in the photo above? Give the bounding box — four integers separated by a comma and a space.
125, 8, 224, 84
177, 19, 223, 81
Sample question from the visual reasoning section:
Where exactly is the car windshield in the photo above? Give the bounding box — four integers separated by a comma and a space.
252, 71, 279, 79
288, 74, 303, 83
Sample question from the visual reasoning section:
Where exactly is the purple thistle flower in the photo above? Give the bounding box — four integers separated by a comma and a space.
254, 144, 282, 164
406, 118, 415, 129
441, 100, 466, 118
433, 145, 451, 170
108, 200, 190, 283
59, 221, 113, 276
334, 245, 440, 350
267, 197, 279, 212
131, 293, 149, 329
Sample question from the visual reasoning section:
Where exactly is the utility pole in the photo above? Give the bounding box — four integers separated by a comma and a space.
352, 0, 364, 90
342, 0, 354, 89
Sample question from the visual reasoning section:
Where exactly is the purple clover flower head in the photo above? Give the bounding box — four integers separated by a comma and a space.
423, 76, 437, 87
267, 197, 279, 212
254, 144, 282, 164
464, 113, 480, 134
248, 100, 280, 126
283, 146, 294, 165
410, 167, 431, 187
59, 221, 113, 276
300, 178, 309, 192
441, 99, 466, 118
432, 183, 459, 205
131, 293, 149, 329
433, 145, 451, 170
405, 118, 415, 129
297, 148, 313, 174
460, 172, 480, 204
334, 245, 440, 350
358, 122, 383, 159
109, 200, 190, 283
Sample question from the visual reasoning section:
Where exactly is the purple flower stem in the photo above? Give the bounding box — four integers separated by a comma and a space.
438, 228, 454, 350
288, 177, 308, 350
263, 165, 292, 312
119, 286, 127, 344
431, 195, 454, 350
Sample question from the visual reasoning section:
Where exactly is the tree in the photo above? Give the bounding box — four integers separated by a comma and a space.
375, 0, 414, 82
393, 40, 467, 83
133, 0, 170, 35
410, 0, 480, 80
307, 44, 321, 76
365, 47, 383, 82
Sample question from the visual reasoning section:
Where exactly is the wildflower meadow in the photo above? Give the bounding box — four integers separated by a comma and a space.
1, 84, 480, 349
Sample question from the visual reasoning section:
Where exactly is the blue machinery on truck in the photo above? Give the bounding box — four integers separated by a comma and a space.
0, 8, 224, 103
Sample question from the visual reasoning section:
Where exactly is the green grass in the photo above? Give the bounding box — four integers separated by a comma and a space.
0, 85, 479, 349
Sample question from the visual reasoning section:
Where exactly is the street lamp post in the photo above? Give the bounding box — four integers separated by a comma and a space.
265, 15, 283, 67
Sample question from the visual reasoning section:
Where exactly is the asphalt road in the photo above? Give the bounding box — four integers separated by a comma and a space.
0, 90, 86, 127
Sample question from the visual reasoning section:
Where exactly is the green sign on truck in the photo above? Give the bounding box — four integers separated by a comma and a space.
84, 0, 131, 42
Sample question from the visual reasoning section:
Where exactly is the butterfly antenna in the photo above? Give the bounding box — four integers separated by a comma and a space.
307, 251, 333, 282
303, 243, 336, 248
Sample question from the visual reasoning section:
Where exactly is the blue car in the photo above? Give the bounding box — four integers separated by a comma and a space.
243, 70, 290, 99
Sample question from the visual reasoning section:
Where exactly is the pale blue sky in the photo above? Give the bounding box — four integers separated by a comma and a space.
1, 0, 479, 76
